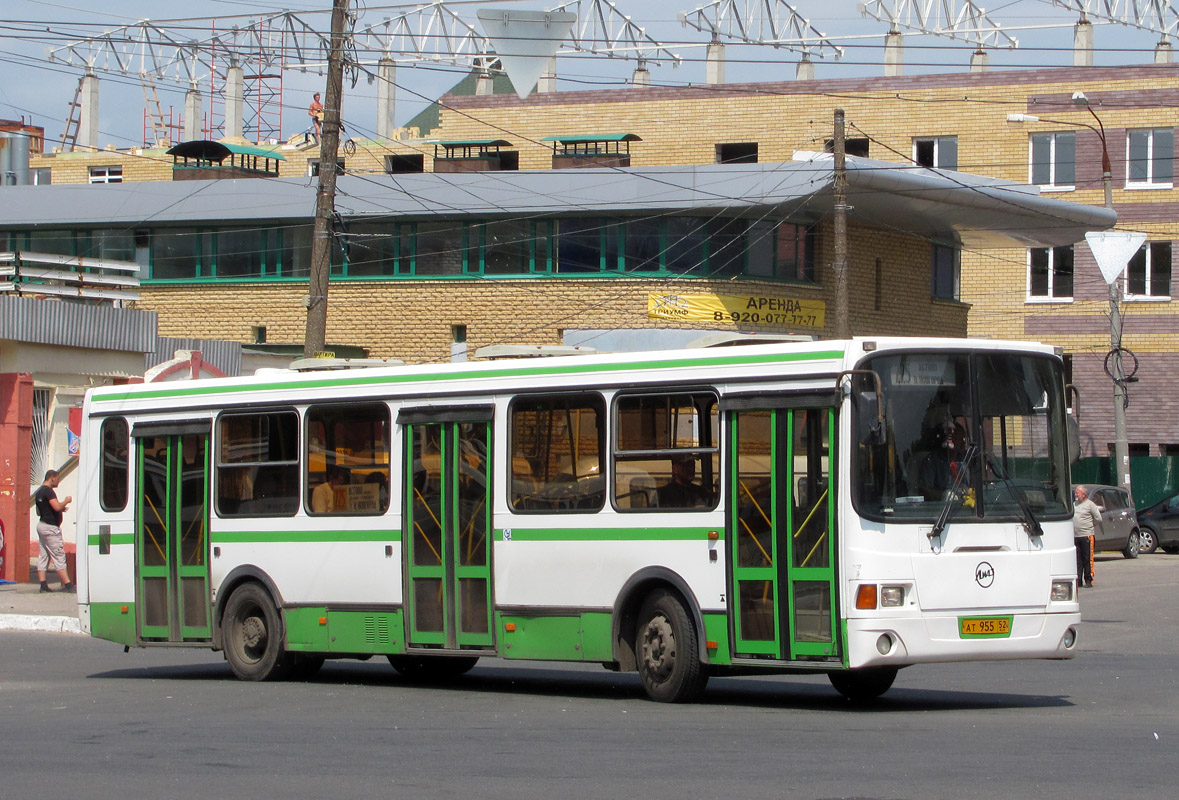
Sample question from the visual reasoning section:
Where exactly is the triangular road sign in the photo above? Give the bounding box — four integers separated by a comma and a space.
477, 10, 575, 100
1085, 231, 1147, 285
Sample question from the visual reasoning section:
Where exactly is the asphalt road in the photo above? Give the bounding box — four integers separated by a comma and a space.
2, 554, 1176, 800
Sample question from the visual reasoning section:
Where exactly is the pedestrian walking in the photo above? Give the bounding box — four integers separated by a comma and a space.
34, 469, 75, 593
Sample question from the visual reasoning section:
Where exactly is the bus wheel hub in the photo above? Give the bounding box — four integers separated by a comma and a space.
241, 616, 265, 648
642, 616, 675, 680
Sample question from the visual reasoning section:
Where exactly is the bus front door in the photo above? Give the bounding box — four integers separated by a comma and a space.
728, 406, 839, 662
403, 421, 494, 651
134, 430, 212, 642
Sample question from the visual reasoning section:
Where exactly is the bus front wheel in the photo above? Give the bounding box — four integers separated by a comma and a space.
222, 583, 292, 681
635, 591, 708, 703
828, 667, 898, 701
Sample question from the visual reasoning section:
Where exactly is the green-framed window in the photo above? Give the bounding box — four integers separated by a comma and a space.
9, 216, 817, 283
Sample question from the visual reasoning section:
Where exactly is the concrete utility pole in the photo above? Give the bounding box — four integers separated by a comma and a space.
304, 0, 350, 358
832, 108, 850, 339
1075, 92, 1131, 494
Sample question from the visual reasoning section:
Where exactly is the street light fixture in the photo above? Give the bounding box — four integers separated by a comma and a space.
1008, 97, 1133, 494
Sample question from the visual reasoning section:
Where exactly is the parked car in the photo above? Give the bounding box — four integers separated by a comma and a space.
1074, 484, 1141, 558
1134, 493, 1179, 555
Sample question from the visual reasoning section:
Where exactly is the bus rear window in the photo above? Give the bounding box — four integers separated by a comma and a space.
100, 417, 129, 511
216, 411, 299, 517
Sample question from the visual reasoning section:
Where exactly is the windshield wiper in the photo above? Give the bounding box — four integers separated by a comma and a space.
983, 452, 1044, 538
929, 442, 978, 539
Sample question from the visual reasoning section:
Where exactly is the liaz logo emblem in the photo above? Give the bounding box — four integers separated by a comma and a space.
975, 561, 995, 588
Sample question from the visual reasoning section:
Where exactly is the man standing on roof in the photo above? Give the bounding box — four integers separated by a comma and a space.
308, 92, 324, 142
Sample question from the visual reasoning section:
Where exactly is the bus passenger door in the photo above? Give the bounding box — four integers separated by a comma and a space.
402, 418, 494, 651
134, 428, 212, 643
728, 405, 839, 661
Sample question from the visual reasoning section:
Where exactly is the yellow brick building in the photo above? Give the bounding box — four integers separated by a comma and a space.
21, 63, 1172, 459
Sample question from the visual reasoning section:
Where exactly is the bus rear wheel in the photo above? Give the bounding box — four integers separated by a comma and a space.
222, 583, 292, 681
635, 591, 708, 703
828, 667, 898, 701
387, 654, 479, 680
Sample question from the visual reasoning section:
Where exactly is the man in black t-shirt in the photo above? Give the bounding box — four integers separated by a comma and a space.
34, 469, 74, 593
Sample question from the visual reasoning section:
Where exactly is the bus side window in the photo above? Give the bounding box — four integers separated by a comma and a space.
216, 411, 299, 517
305, 403, 391, 516
509, 394, 605, 513
613, 391, 719, 512
100, 417, 129, 512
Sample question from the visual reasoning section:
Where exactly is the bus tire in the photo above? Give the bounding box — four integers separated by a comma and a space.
222, 583, 292, 681
828, 667, 898, 701
387, 654, 479, 680
636, 590, 708, 703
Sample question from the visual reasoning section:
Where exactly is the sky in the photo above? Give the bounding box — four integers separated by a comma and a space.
1, 0, 1173, 150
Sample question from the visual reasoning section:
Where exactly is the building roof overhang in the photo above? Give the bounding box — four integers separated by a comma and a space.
0, 159, 1114, 249
167, 140, 286, 162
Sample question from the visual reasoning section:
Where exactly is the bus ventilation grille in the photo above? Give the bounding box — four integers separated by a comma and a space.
364, 615, 391, 646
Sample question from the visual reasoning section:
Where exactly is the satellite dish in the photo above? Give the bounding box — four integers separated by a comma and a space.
477, 10, 575, 100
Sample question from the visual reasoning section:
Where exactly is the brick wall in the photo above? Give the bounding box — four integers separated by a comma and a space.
138, 223, 965, 362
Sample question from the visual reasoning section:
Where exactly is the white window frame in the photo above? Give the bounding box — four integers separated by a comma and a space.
1029, 132, 1076, 191
1026, 245, 1074, 302
913, 136, 958, 170
1125, 128, 1174, 190
307, 159, 345, 178
88, 165, 123, 184
1124, 241, 1172, 301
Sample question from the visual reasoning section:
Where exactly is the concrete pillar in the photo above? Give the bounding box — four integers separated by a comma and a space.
1155, 40, 1173, 64
705, 41, 726, 85
224, 63, 244, 139
184, 86, 203, 141
475, 67, 494, 96
632, 61, 651, 87
1074, 20, 1094, 67
376, 58, 396, 140
78, 70, 100, 152
537, 57, 557, 94
0, 373, 34, 583
970, 49, 989, 72
884, 31, 903, 77
795, 56, 814, 81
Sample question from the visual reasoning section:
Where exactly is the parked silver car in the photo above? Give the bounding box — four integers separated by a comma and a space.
1074, 484, 1141, 558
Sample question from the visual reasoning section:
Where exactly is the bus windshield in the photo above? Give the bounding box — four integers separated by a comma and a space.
852, 350, 1070, 523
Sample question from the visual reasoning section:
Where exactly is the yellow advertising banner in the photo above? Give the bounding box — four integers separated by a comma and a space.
648, 292, 825, 328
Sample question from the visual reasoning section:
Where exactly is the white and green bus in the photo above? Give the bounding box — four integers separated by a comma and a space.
75, 337, 1081, 702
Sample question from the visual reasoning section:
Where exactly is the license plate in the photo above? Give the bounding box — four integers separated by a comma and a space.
959, 616, 1012, 638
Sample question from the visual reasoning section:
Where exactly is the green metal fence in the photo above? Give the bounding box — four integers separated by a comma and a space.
1072, 456, 1179, 508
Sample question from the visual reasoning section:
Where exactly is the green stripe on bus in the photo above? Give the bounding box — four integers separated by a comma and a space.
497, 527, 720, 542
211, 530, 400, 544
90, 349, 845, 404
86, 533, 135, 546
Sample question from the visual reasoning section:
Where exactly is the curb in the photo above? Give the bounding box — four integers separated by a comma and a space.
0, 614, 83, 634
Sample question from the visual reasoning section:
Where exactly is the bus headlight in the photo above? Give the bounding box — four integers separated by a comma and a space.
1051, 580, 1073, 601
880, 585, 904, 607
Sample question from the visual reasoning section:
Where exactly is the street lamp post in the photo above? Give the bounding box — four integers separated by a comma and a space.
1007, 97, 1132, 494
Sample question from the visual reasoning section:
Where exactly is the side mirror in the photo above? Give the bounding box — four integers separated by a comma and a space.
1066, 415, 1081, 464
